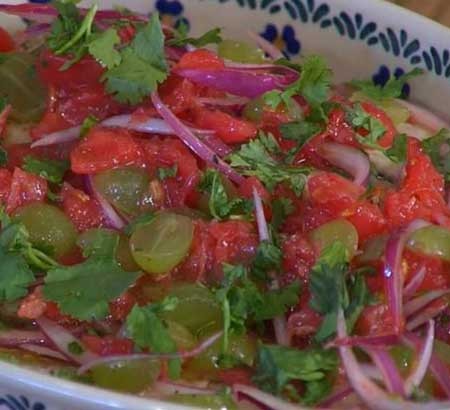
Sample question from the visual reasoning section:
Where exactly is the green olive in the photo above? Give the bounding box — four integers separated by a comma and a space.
93, 167, 149, 217
14, 203, 77, 258
91, 359, 160, 393
407, 226, 450, 262
309, 219, 359, 258
130, 212, 194, 275
218, 39, 265, 64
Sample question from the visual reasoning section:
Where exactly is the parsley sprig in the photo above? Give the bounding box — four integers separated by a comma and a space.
168, 23, 222, 48
421, 128, 450, 181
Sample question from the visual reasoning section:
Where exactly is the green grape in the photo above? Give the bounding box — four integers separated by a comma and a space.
309, 219, 359, 258
168, 393, 237, 409
242, 97, 265, 123
14, 203, 77, 258
358, 234, 388, 263
130, 212, 194, 275
91, 359, 160, 393
218, 39, 265, 64
93, 167, 149, 217
161, 283, 223, 335
3, 123, 32, 146
166, 320, 197, 350
407, 226, 450, 262
389, 345, 413, 376
185, 333, 256, 377
0, 53, 47, 123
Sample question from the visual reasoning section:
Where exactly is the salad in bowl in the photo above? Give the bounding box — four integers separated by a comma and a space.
0, 2, 449, 409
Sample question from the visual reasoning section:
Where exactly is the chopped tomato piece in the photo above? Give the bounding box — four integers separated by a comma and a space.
194, 108, 257, 144
281, 234, 316, 285
159, 74, 200, 114
109, 292, 137, 321
17, 287, 47, 320
60, 183, 105, 232
359, 102, 396, 148
71, 128, 143, 174
0, 27, 14, 52
6, 168, 47, 214
81, 335, 133, 356
176, 49, 225, 70
0, 168, 12, 205
344, 201, 387, 242
355, 304, 394, 336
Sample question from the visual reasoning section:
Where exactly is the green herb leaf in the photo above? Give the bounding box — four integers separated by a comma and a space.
126, 297, 181, 378
103, 13, 168, 104
385, 133, 408, 163
251, 240, 282, 281
88, 28, 121, 69
280, 120, 322, 143
43, 230, 140, 320
352, 68, 423, 101
157, 165, 178, 181
168, 24, 222, 48
347, 103, 387, 149
421, 128, 450, 181
22, 156, 70, 184
198, 169, 251, 220
253, 344, 338, 404
0, 147, 8, 167
271, 197, 294, 231
80, 115, 99, 137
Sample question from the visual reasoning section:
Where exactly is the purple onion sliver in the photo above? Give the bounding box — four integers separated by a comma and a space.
319, 386, 353, 407
328, 334, 400, 348
403, 265, 426, 300
20, 344, 69, 362
31, 126, 81, 148
404, 289, 450, 317
0, 329, 48, 348
151, 91, 244, 184
406, 302, 448, 331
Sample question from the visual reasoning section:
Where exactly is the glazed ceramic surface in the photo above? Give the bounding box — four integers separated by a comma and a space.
1, 0, 450, 408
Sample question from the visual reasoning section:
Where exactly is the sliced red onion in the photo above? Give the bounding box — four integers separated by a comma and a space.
154, 381, 217, 396
337, 309, 450, 410
0, 329, 48, 348
318, 142, 370, 186
151, 92, 244, 184
247, 31, 284, 60
197, 96, 250, 107
404, 289, 450, 317
36, 317, 98, 365
364, 347, 405, 396
24, 23, 51, 36
328, 334, 399, 348
384, 220, 431, 334
84, 175, 126, 230
253, 188, 269, 242
404, 333, 450, 398
320, 386, 353, 407
403, 266, 426, 300
198, 134, 233, 158
175, 68, 293, 98
397, 123, 431, 141
30, 126, 81, 148
365, 149, 403, 182
404, 320, 434, 396
20, 343, 69, 362
396, 99, 450, 133
232, 384, 315, 410
360, 363, 384, 382
77, 331, 222, 375
406, 300, 448, 331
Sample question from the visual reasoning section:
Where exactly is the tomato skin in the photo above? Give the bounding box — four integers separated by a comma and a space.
81, 335, 133, 356
344, 201, 387, 242
194, 108, 257, 144
60, 183, 105, 232
6, 168, 47, 214
109, 292, 137, 322
17, 287, 46, 320
0, 27, 14, 52
71, 128, 143, 174
384, 138, 449, 228
0, 169, 12, 205
359, 102, 396, 148
217, 368, 253, 386
176, 49, 225, 70
158, 74, 200, 114
355, 304, 394, 336
281, 234, 316, 285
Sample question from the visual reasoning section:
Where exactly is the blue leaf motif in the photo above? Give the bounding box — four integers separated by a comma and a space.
0, 395, 46, 410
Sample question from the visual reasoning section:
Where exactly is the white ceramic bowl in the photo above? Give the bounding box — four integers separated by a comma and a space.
1, 0, 450, 408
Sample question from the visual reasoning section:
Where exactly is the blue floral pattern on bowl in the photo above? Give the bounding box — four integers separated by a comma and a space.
372, 65, 411, 98
155, 0, 189, 30
0, 395, 46, 410
260, 23, 301, 57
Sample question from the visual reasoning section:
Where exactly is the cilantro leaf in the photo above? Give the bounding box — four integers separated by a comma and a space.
280, 120, 322, 143
421, 128, 450, 181
157, 165, 178, 181
47, 1, 82, 53
227, 133, 311, 195
22, 156, 70, 184
385, 133, 407, 163
345, 271, 373, 332
265, 55, 332, 116
352, 68, 423, 101
168, 24, 222, 48
43, 230, 140, 320
0, 147, 8, 167
88, 28, 121, 69
103, 13, 168, 104
126, 297, 181, 378
254, 281, 300, 321
80, 115, 99, 137
252, 344, 338, 404
347, 103, 386, 148
251, 240, 282, 281
198, 169, 251, 220
271, 197, 294, 231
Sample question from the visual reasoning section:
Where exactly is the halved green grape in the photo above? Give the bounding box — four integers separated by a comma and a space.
93, 167, 149, 217
91, 359, 160, 393
0, 53, 47, 123
358, 234, 388, 263
168, 393, 237, 409
185, 333, 256, 377
3, 123, 32, 146
218, 39, 265, 64
161, 283, 223, 335
242, 97, 265, 123
14, 203, 77, 258
130, 213, 194, 275
166, 320, 197, 351
407, 226, 450, 262
309, 219, 358, 258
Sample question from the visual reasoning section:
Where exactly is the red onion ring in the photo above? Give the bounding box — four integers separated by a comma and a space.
328, 334, 400, 348
151, 91, 244, 184
197, 96, 250, 107
36, 317, 98, 365
406, 299, 448, 331
365, 149, 403, 182
318, 142, 370, 186
0, 329, 48, 348
20, 343, 69, 362
319, 386, 353, 407
396, 99, 450, 133
403, 265, 426, 300
397, 123, 431, 141
404, 289, 450, 318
